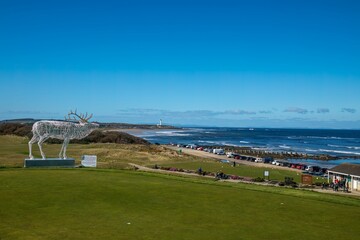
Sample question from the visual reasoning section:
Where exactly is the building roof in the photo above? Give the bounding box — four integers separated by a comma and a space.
329, 163, 360, 177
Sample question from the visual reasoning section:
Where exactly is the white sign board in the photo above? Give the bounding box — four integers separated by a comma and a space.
81, 155, 97, 168
264, 171, 269, 177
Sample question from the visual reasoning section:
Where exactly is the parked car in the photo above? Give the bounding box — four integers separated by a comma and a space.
255, 158, 264, 163
226, 152, 234, 158
272, 160, 280, 165
220, 159, 231, 163
263, 157, 273, 164
213, 149, 225, 155
281, 161, 290, 167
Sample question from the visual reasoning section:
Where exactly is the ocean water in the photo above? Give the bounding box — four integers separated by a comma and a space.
133, 127, 360, 167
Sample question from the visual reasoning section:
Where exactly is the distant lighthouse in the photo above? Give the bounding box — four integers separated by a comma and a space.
157, 119, 162, 127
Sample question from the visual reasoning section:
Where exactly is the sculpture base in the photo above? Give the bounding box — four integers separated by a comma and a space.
24, 158, 75, 168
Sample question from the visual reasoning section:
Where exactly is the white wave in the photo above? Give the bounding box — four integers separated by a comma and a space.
319, 149, 360, 156
279, 145, 291, 149
253, 147, 269, 151
306, 136, 354, 140
328, 144, 342, 148
240, 141, 250, 144
347, 146, 360, 150
224, 143, 239, 147
305, 148, 318, 152
198, 140, 216, 144
328, 144, 360, 150
154, 131, 191, 136
287, 136, 300, 139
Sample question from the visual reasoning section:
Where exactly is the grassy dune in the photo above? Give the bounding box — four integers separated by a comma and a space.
0, 135, 200, 169
0, 135, 327, 183
0, 169, 359, 240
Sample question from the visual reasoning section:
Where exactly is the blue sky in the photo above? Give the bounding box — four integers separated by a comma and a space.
1, 0, 359, 128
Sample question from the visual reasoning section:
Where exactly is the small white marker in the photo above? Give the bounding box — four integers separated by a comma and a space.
127, 222, 131, 225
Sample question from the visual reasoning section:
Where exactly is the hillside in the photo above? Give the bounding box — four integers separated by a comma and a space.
0, 122, 149, 145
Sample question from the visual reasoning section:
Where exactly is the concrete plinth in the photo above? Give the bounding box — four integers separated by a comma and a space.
24, 158, 75, 168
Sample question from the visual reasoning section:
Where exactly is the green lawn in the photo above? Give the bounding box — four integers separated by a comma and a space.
0, 168, 359, 240
148, 160, 328, 183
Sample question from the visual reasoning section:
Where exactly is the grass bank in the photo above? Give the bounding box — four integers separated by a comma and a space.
0, 168, 359, 240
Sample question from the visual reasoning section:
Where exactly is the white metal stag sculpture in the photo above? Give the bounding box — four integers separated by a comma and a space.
28, 110, 99, 159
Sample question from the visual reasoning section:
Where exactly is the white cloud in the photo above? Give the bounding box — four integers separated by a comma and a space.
283, 107, 308, 114
317, 108, 330, 114
342, 108, 356, 114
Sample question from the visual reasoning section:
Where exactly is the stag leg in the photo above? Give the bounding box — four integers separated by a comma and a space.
59, 140, 66, 159
62, 139, 70, 159
28, 135, 39, 159
38, 136, 49, 160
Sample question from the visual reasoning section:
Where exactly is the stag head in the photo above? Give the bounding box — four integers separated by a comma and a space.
65, 109, 94, 124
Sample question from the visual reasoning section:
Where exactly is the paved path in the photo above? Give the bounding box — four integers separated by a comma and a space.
165, 145, 302, 173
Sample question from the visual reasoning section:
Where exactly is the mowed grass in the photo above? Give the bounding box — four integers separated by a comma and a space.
150, 160, 309, 182
0, 168, 360, 240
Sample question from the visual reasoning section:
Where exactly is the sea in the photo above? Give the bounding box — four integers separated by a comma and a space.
132, 127, 360, 168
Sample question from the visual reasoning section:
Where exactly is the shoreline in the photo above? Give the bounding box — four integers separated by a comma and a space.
108, 128, 360, 161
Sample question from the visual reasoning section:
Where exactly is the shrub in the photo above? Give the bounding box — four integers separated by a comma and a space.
253, 177, 265, 182
284, 177, 296, 186
242, 177, 253, 182
230, 175, 241, 180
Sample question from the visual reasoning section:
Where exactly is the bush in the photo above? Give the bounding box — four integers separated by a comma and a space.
0, 123, 32, 137
230, 175, 241, 180
253, 177, 265, 182
242, 177, 253, 182
284, 177, 296, 186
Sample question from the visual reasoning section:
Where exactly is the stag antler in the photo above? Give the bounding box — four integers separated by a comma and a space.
65, 109, 93, 123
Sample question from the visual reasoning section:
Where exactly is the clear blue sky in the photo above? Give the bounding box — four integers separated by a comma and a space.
1, 0, 359, 128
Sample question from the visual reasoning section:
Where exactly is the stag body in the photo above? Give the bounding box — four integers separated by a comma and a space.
28, 111, 99, 159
